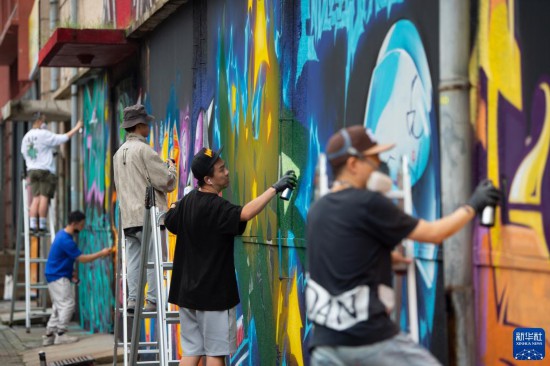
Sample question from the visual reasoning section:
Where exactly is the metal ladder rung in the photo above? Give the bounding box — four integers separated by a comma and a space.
145, 262, 173, 270
141, 315, 179, 324
118, 341, 158, 347
19, 258, 48, 264
143, 310, 178, 317
19, 232, 51, 237
16, 282, 49, 289
116, 309, 178, 316
13, 307, 51, 312
136, 349, 159, 355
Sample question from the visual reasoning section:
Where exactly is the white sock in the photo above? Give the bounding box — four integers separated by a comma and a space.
39, 217, 47, 230
30, 217, 37, 230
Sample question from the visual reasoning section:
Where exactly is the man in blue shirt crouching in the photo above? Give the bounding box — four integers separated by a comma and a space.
42, 211, 112, 346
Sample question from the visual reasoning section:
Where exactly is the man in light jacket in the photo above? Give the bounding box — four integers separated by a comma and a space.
21, 113, 82, 233
113, 103, 177, 313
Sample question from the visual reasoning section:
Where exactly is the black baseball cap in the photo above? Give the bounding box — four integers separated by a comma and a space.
191, 147, 224, 181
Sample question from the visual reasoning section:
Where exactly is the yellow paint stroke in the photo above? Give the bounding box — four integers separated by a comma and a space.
162, 125, 169, 161
275, 272, 304, 366
231, 83, 237, 115
485, 0, 522, 187
276, 280, 283, 338
251, 177, 258, 198
479, 0, 522, 254
267, 112, 272, 142
287, 274, 304, 366
509, 83, 550, 205
253, 0, 270, 89
167, 123, 180, 207
149, 128, 155, 148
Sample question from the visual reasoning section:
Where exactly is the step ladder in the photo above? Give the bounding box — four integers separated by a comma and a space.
113, 186, 179, 366
314, 154, 419, 342
9, 177, 56, 332
385, 156, 419, 343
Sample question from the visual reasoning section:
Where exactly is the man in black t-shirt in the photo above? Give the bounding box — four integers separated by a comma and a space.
306, 126, 500, 365
165, 147, 297, 366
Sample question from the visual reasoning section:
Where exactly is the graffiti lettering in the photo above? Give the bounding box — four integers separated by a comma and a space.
297, 0, 405, 85
306, 278, 369, 330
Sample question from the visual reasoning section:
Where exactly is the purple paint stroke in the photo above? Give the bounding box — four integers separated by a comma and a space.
179, 108, 191, 192
85, 181, 106, 206
192, 109, 206, 187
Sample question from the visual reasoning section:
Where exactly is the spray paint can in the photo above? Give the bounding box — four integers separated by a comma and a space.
480, 180, 495, 227
480, 205, 495, 227
280, 187, 293, 201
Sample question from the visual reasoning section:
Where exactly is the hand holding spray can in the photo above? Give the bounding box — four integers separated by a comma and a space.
273, 170, 298, 201
468, 179, 501, 228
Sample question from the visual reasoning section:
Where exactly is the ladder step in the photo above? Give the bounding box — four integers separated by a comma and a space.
142, 310, 179, 317
19, 232, 52, 237
137, 349, 159, 355
16, 282, 49, 289
13, 307, 50, 312
136, 361, 179, 366
146, 262, 173, 270
116, 309, 179, 316
118, 341, 158, 347
18, 258, 48, 263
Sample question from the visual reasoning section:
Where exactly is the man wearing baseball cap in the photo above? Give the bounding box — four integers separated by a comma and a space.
165, 147, 297, 366
306, 125, 501, 365
113, 103, 177, 314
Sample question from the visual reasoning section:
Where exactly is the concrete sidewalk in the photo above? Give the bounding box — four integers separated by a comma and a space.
0, 300, 121, 365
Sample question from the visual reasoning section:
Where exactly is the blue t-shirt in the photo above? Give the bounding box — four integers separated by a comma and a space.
45, 230, 82, 282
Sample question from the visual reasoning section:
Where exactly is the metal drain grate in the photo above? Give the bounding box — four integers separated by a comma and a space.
48, 355, 95, 366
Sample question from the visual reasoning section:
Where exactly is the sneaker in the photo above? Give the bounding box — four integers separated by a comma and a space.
127, 299, 136, 314
54, 333, 78, 345
30, 227, 39, 237
144, 300, 157, 313
42, 334, 54, 346
38, 227, 49, 236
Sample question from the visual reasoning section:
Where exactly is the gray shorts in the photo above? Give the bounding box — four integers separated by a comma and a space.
311, 333, 442, 366
179, 306, 237, 357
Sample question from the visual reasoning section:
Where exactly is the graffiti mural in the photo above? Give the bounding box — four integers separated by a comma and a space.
207, 1, 310, 364
363, 18, 441, 349
80, 74, 115, 333
297, 0, 443, 360
470, 0, 550, 364
136, 0, 439, 363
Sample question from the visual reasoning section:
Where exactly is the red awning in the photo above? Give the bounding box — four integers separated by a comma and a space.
38, 28, 137, 68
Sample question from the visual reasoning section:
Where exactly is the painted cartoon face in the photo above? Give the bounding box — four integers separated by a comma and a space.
365, 49, 431, 185
364, 18, 433, 187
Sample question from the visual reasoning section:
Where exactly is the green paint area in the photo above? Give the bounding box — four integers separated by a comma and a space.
80, 74, 116, 333
234, 237, 308, 364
